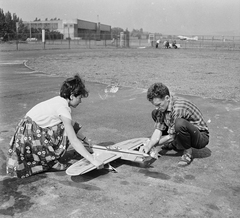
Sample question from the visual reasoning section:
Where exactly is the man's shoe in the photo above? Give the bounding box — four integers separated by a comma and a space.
178, 153, 193, 167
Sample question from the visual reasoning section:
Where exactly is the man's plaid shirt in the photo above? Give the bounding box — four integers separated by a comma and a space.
155, 96, 209, 136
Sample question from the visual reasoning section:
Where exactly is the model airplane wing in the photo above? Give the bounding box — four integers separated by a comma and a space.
66, 151, 121, 176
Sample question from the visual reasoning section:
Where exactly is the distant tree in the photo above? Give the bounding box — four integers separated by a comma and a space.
130, 28, 143, 39
0, 9, 6, 38
111, 27, 124, 38
5, 11, 14, 35
0, 8, 21, 41
0, 8, 4, 21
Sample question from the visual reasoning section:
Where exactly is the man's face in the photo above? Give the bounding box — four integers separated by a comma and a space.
152, 96, 170, 112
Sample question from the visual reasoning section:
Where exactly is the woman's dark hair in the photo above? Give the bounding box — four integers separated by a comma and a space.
60, 74, 89, 99
147, 83, 170, 102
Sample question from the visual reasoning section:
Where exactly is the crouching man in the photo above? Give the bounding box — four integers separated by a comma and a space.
140, 83, 209, 166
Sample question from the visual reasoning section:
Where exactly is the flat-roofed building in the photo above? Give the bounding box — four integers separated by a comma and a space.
23, 19, 111, 40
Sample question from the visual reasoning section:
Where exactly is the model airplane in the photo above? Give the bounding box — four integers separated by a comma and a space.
177, 35, 198, 41
66, 138, 156, 176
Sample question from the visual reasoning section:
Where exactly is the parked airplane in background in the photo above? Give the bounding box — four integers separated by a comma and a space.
177, 35, 198, 41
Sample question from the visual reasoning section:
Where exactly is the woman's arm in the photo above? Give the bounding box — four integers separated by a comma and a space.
60, 115, 103, 168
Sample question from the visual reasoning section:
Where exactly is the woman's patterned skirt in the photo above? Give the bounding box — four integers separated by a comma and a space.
6, 116, 71, 178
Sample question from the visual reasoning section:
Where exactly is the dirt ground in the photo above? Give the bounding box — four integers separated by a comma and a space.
26, 48, 240, 101
0, 47, 240, 218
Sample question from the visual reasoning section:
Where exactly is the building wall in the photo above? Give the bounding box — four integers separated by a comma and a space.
100, 23, 111, 32
77, 19, 96, 30
62, 20, 76, 39
23, 20, 62, 31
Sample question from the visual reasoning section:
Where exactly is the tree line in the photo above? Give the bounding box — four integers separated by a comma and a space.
0, 8, 63, 41
0, 8, 20, 40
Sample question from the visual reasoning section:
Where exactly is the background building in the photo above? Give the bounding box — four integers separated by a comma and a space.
23, 19, 112, 40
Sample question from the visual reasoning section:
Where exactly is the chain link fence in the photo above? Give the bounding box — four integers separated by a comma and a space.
1, 33, 240, 51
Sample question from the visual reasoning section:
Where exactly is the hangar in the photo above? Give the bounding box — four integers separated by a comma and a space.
22, 19, 112, 40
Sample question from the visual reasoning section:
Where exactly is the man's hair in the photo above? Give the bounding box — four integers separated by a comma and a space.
60, 74, 89, 100
147, 83, 170, 102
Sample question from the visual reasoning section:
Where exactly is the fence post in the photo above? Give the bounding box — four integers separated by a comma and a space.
125, 29, 129, 48
16, 38, 19, 50
88, 31, 91, 49
104, 34, 106, 47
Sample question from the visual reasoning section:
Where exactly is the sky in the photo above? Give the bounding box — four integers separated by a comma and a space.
1, 0, 240, 36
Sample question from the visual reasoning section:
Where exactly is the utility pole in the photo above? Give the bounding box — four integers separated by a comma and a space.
68, 24, 70, 49
16, 22, 19, 50
97, 15, 100, 41
29, 21, 32, 38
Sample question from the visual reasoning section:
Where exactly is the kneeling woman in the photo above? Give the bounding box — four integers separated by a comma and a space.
7, 74, 103, 178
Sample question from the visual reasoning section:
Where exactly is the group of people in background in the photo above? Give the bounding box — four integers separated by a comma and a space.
155, 39, 178, 49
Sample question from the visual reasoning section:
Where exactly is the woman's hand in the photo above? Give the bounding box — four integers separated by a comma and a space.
83, 138, 93, 153
84, 138, 92, 146
139, 144, 151, 154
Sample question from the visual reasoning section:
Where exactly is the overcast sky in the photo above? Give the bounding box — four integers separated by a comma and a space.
1, 0, 240, 36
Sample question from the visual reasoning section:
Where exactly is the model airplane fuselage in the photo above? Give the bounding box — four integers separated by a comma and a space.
66, 138, 156, 176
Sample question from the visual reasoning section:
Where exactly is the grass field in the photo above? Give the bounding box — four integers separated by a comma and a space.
25, 47, 240, 102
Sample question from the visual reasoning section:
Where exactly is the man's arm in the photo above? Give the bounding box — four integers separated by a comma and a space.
140, 129, 162, 153
140, 130, 174, 154
158, 134, 174, 145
